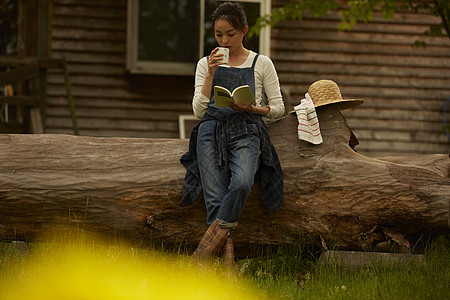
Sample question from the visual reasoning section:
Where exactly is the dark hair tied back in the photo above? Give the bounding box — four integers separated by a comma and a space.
211, 2, 248, 32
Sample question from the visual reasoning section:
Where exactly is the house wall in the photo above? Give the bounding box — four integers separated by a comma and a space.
271, 0, 450, 156
47, 0, 193, 138
46, 0, 449, 157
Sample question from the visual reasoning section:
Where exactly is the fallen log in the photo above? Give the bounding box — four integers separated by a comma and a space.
0, 106, 448, 257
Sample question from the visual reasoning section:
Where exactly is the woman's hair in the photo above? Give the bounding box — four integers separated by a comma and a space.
211, 2, 248, 32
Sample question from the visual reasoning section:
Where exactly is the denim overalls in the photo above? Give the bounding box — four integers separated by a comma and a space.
197, 55, 261, 228
180, 54, 283, 228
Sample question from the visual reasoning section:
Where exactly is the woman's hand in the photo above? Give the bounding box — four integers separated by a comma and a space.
201, 48, 225, 99
229, 102, 251, 112
229, 103, 270, 116
206, 48, 225, 77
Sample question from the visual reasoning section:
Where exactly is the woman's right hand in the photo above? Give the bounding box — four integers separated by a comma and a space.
206, 47, 224, 77
200, 48, 225, 100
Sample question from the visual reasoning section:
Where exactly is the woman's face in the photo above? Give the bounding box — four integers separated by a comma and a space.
214, 19, 248, 54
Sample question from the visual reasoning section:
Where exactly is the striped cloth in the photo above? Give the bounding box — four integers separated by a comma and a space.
294, 93, 323, 144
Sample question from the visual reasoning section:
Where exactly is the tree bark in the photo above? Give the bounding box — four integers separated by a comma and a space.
0, 106, 448, 256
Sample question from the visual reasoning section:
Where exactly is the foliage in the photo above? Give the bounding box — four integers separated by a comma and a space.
249, 0, 450, 47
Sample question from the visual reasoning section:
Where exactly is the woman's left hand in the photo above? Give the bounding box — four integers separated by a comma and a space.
230, 103, 270, 116
230, 103, 263, 115
230, 102, 252, 113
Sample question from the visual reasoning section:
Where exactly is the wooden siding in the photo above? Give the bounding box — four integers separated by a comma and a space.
47, 0, 194, 138
271, 0, 450, 157
46, 0, 449, 157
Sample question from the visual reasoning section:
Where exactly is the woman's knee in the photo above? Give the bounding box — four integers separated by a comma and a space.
230, 180, 252, 196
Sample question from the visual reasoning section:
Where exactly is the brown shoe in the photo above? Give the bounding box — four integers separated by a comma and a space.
220, 236, 234, 267
192, 220, 230, 263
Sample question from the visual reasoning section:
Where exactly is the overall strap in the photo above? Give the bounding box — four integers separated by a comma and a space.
251, 54, 259, 68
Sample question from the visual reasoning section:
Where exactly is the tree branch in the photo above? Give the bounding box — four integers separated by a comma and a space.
433, 0, 450, 39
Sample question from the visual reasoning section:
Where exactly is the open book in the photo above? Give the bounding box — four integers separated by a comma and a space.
214, 85, 256, 108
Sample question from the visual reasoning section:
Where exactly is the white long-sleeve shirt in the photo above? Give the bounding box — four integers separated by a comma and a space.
192, 51, 285, 121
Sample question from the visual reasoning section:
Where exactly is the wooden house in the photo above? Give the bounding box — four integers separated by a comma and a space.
0, 0, 449, 157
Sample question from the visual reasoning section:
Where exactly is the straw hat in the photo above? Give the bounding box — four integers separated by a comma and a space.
308, 80, 363, 110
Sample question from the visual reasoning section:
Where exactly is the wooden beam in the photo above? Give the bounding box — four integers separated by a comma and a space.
0, 61, 40, 86
0, 96, 38, 106
37, 0, 49, 58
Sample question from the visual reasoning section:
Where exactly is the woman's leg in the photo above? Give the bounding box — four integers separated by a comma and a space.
215, 123, 260, 269
196, 120, 230, 225
215, 123, 261, 225
194, 121, 260, 264
193, 120, 231, 263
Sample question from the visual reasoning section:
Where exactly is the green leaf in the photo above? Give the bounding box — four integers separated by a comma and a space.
412, 40, 427, 48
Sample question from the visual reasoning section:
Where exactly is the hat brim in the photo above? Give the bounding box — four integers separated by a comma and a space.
315, 99, 364, 110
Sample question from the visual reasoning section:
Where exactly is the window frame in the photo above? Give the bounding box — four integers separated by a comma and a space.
126, 0, 271, 75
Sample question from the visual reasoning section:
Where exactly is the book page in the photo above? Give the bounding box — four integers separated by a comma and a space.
232, 85, 255, 105
214, 86, 233, 108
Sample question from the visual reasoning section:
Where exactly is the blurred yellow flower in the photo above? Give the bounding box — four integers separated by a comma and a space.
1, 242, 265, 300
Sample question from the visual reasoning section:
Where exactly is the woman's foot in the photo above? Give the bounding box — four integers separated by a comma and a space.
192, 220, 230, 264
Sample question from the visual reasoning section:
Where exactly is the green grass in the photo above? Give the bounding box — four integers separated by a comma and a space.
0, 233, 449, 299
240, 235, 450, 299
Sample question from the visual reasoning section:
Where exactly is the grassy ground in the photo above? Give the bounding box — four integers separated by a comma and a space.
0, 233, 448, 299
241, 235, 450, 299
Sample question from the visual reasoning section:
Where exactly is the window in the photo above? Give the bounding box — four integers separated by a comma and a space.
127, 0, 271, 75
0, 0, 18, 56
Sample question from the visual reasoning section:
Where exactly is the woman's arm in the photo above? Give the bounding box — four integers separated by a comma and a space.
192, 58, 210, 119
258, 55, 285, 120
238, 54, 284, 118
192, 48, 224, 119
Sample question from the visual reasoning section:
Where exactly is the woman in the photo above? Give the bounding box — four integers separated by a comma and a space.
180, 2, 284, 267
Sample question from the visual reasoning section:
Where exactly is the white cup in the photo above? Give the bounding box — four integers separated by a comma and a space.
216, 47, 229, 64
